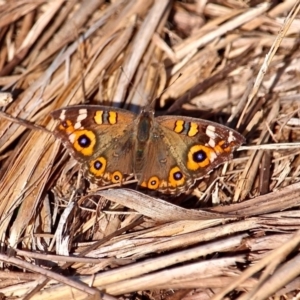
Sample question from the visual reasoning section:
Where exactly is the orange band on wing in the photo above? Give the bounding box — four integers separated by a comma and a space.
174, 120, 184, 133
187, 122, 199, 137
94, 111, 104, 124
108, 111, 117, 124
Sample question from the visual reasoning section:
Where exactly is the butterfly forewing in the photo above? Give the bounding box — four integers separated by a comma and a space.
156, 115, 245, 151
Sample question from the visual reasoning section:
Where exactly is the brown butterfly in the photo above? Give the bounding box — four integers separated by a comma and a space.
51, 105, 245, 195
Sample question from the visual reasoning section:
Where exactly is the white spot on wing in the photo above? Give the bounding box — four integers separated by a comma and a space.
77, 109, 88, 122
209, 151, 217, 162
208, 138, 216, 147
74, 122, 83, 129
206, 125, 216, 139
69, 133, 75, 143
78, 109, 88, 119
74, 109, 88, 129
207, 125, 215, 132
228, 131, 236, 143
59, 109, 66, 120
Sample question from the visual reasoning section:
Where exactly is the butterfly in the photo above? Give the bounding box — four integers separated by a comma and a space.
51, 105, 245, 195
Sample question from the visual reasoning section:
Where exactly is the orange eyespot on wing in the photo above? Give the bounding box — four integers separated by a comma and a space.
212, 140, 233, 154
187, 145, 216, 171
55, 116, 97, 156
111, 171, 123, 183
71, 130, 96, 156
141, 176, 161, 190
59, 119, 74, 133
87, 161, 126, 185
140, 167, 186, 193
89, 157, 107, 177
168, 166, 185, 188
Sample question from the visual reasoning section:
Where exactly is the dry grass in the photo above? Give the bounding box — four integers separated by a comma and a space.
0, 0, 300, 299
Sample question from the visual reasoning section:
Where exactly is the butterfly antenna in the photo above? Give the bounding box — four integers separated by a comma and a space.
120, 66, 182, 110
120, 66, 145, 101
77, 36, 87, 103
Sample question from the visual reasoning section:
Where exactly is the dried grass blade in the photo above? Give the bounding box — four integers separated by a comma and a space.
174, 3, 270, 60
238, 1, 300, 127
215, 181, 300, 217
98, 189, 233, 221
113, 0, 171, 104
212, 229, 300, 300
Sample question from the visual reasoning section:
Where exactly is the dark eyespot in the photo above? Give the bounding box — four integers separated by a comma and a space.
173, 171, 183, 181
114, 174, 120, 181
61, 121, 68, 128
78, 134, 91, 148
150, 180, 157, 186
94, 160, 102, 170
193, 150, 206, 162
